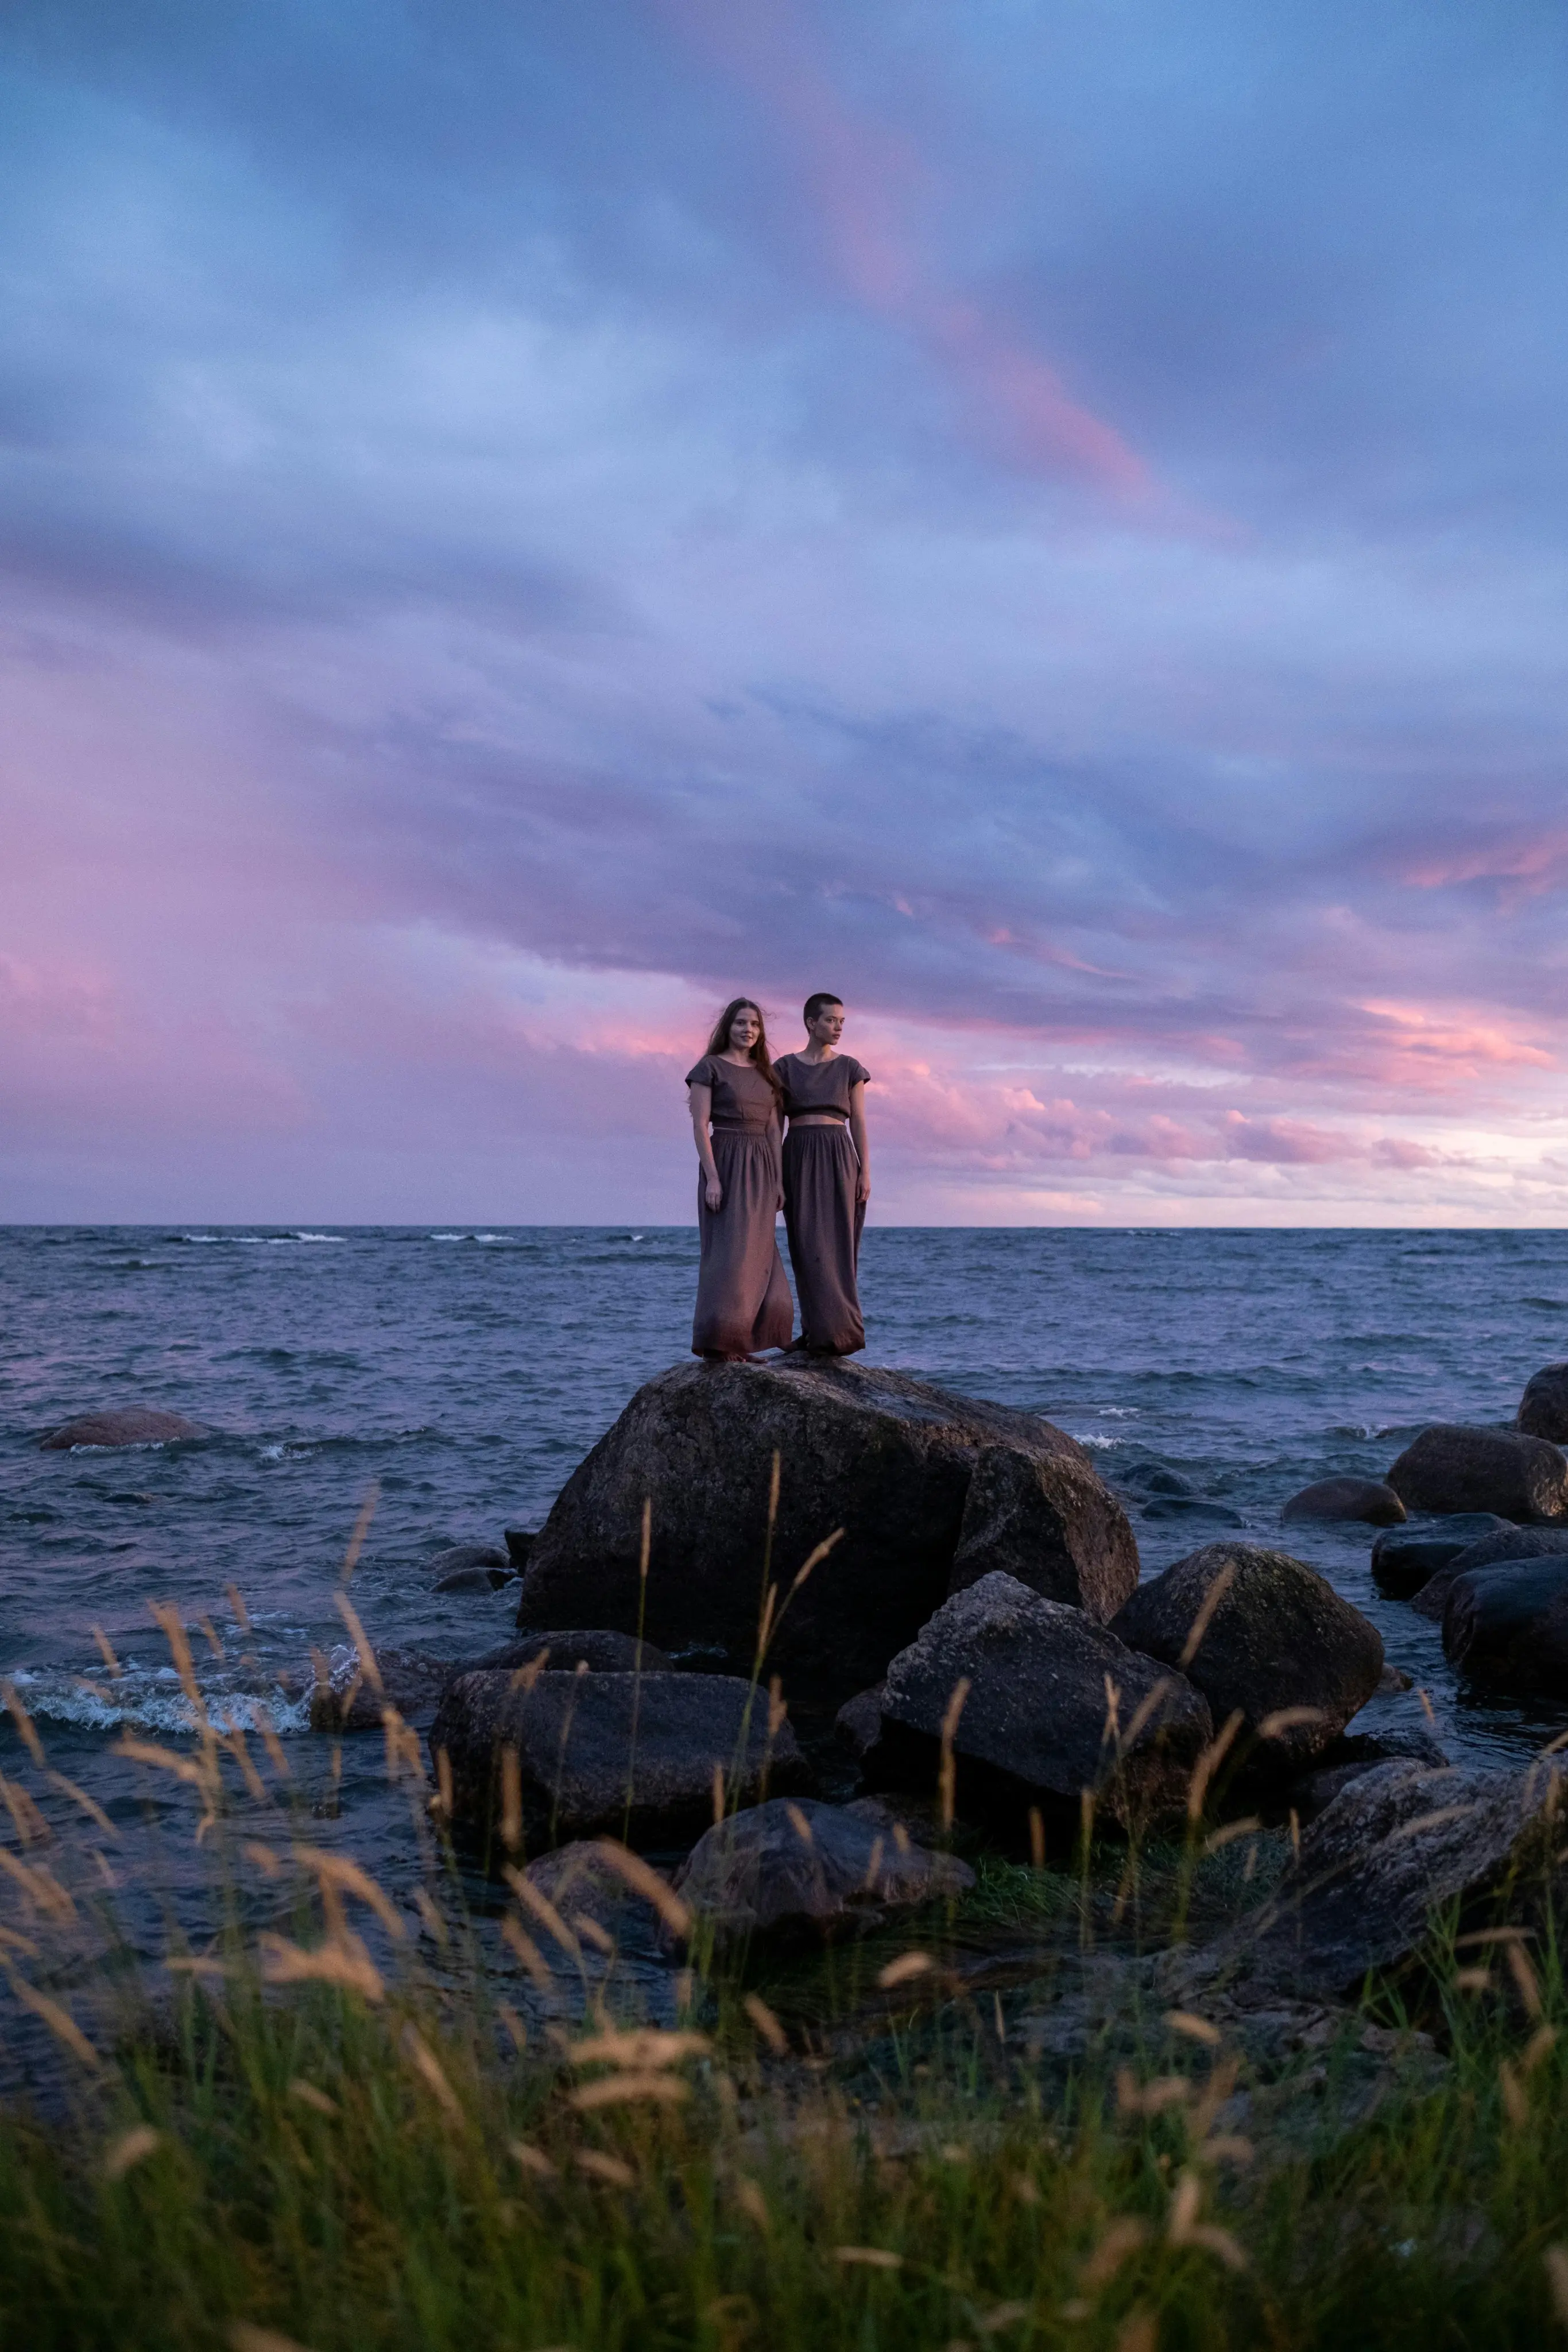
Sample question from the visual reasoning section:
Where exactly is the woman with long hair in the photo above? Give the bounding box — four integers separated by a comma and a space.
686, 998, 795, 1359
774, 991, 870, 1355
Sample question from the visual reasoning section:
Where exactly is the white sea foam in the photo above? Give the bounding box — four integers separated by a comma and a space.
12, 1670, 313, 1738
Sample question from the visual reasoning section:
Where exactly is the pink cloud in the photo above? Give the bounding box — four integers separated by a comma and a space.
659, 0, 1153, 496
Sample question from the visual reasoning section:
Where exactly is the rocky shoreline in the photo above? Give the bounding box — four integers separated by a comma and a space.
42, 1355, 1568, 2013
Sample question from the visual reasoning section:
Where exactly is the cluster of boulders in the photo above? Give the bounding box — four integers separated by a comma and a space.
1356, 1396, 1568, 1697
413, 1357, 1568, 1990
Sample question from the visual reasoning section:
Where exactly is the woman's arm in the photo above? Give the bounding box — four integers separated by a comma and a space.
688, 1084, 723, 1212
848, 1080, 870, 1205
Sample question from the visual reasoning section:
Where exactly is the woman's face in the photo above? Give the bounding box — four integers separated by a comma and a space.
808, 1001, 845, 1048
728, 1005, 762, 1052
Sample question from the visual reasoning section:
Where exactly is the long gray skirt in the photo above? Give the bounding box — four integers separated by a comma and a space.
782, 1123, 865, 1355
692, 1129, 793, 1358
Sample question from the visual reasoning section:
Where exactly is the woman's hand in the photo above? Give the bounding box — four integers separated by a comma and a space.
705, 1177, 723, 1213
856, 1169, 871, 1205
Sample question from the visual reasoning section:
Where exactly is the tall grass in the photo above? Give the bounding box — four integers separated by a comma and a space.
3, 1535, 1568, 2348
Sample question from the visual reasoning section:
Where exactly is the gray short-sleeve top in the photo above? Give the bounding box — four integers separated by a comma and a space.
686, 1054, 781, 1136
773, 1053, 870, 1121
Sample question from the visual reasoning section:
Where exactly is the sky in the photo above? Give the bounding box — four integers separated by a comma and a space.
3, 0, 1568, 1226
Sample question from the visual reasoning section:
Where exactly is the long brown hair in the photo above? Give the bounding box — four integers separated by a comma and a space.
705, 997, 784, 1104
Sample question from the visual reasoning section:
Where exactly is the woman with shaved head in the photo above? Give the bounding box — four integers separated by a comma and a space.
686, 997, 794, 1359
774, 993, 871, 1355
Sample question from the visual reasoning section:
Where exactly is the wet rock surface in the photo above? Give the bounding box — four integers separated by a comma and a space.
1409, 1524, 1568, 1622
40, 1407, 207, 1450
671, 1796, 973, 1951
514, 1358, 1136, 1699
1286, 1727, 1449, 1821
1443, 1559, 1568, 1690
1282, 1477, 1405, 1525
429, 1542, 516, 1592
1370, 1515, 1511, 1599
866, 1571, 1211, 1829
429, 1668, 811, 1847
1111, 1541, 1383, 1772
1385, 1423, 1568, 1523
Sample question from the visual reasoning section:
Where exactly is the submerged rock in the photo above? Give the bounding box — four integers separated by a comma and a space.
310, 1646, 453, 1732
1517, 1363, 1568, 1443
40, 1407, 207, 1450
865, 1572, 1211, 1831
1443, 1559, 1568, 1691
430, 1542, 516, 1592
1110, 1542, 1383, 1773
514, 1359, 1137, 1699
1139, 1497, 1245, 1526
1281, 1477, 1404, 1526
1410, 1525, 1568, 1622
1188, 1759, 1566, 1997
1370, 1515, 1511, 1600
428, 1668, 810, 1848
1384, 1425, 1568, 1523
671, 1797, 973, 1951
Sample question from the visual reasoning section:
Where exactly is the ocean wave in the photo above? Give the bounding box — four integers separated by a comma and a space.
1068, 1430, 1124, 1450
8, 1668, 313, 1738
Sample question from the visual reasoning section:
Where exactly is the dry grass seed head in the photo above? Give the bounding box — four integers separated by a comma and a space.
744, 1992, 789, 2055
103, 2125, 161, 2181
1, 1683, 46, 1768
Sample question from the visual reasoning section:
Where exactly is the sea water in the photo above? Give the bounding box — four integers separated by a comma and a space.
3, 1224, 1567, 2081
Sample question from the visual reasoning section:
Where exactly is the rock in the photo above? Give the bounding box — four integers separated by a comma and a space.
865, 1572, 1212, 1831
1385, 1425, 1568, 1523
1110, 1542, 1383, 1773
1118, 1462, 1196, 1498
1139, 1497, 1245, 1526
670, 1797, 973, 1951
1190, 1760, 1565, 1997
1370, 1516, 1511, 1599
1410, 1525, 1568, 1622
428, 1669, 811, 1848
1377, 1662, 1414, 1694
514, 1359, 1139, 1699
430, 1543, 516, 1593
460, 1629, 675, 1676
834, 1684, 885, 1758
947, 1445, 1140, 1619
40, 1407, 206, 1450
1285, 1728, 1449, 1822
1517, 1363, 1568, 1442
310, 1646, 452, 1732
519, 1841, 676, 1961
1442, 1560, 1568, 1690
1281, 1478, 1405, 1527
504, 1528, 537, 1568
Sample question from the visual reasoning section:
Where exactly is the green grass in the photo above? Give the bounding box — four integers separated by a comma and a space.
3, 1828, 1568, 2352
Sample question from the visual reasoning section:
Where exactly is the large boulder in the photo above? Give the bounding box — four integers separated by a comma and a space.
40, 1407, 206, 1450
671, 1797, 973, 1952
1517, 1363, 1568, 1442
1187, 1759, 1565, 1997
1370, 1515, 1511, 1600
1110, 1542, 1383, 1773
1410, 1525, 1568, 1622
1281, 1477, 1404, 1527
517, 1842, 675, 1963
864, 1572, 1211, 1832
1442, 1560, 1568, 1691
428, 1669, 810, 1848
514, 1360, 1139, 1699
1385, 1425, 1568, 1523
